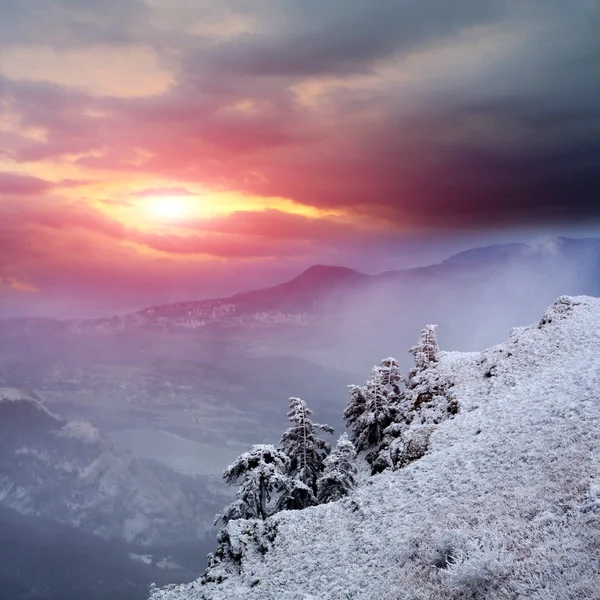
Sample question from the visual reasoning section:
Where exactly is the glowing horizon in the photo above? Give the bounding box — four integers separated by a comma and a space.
1, 0, 600, 316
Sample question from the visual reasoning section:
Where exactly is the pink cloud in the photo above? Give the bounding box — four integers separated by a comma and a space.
0, 172, 55, 195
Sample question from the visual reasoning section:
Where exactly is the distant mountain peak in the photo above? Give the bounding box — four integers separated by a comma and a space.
228, 264, 368, 310
442, 242, 529, 265
0, 395, 208, 545
297, 264, 365, 281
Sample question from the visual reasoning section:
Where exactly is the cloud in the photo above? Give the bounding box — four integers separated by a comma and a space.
184, 208, 381, 244
201, 0, 508, 77
2, 0, 600, 319
3, 0, 599, 230
0, 172, 55, 195
0, 277, 38, 293
0, 0, 148, 49
130, 186, 196, 197
0, 45, 174, 98
0, 198, 351, 260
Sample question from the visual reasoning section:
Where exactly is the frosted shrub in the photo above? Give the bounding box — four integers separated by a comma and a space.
439, 535, 512, 599
391, 527, 515, 600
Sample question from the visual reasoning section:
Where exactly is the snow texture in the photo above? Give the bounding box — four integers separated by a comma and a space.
150, 296, 600, 600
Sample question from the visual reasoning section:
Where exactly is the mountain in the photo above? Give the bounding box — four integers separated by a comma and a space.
228, 264, 368, 312
2, 236, 600, 577
0, 504, 200, 600
0, 388, 221, 545
1, 238, 600, 340
124, 237, 599, 324
438, 242, 530, 266
63, 237, 600, 333
61, 264, 367, 332
150, 295, 600, 599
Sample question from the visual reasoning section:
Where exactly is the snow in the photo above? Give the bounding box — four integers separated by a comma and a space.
0, 388, 60, 419
58, 420, 102, 444
150, 295, 600, 600
0, 388, 35, 402
130, 553, 154, 565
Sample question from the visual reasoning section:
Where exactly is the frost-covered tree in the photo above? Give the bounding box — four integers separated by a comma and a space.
317, 433, 357, 503
277, 478, 315, 512
406, 324, 457, 420
278, 397, 333, 508
409, 324, 440, 377
367, 332, 456, 474
216, 445, 291, 525
344, 358, 403, 453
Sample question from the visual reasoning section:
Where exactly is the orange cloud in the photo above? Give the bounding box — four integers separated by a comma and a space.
0, 277, 38, 293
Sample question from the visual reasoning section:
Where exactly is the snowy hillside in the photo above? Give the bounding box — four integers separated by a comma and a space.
151, 295, 600, 599
0, 390, 216, 545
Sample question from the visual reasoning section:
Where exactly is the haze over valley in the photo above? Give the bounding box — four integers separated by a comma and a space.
1, 236, 600, 596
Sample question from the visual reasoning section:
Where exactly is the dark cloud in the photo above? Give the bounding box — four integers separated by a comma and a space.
204, 0, 508, 77
0, 0, 148, 48
2, 0, 600, 234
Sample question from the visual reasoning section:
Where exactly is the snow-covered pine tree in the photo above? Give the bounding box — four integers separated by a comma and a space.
406, 324, 457, 419
344, 357, 403, 454
367, 341, 454, 475
408, 324, 440, 377
366, 324, 457, 474
317, 433, 357, 503
216, 444, 291, 525
278, 397, 333, 509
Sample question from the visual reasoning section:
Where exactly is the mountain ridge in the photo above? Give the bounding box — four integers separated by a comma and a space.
1, 237, 599, 330
0, 388, 216, 545
150, 294, 600, 599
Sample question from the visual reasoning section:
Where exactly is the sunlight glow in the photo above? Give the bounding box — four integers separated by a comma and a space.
147, 196, 193, 220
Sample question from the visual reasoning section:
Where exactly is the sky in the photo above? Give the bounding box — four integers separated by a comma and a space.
1, 0, 600, 317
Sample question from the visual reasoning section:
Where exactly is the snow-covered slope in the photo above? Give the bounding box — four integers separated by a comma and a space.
151, 295, 600, 599
0, 390, 211, 545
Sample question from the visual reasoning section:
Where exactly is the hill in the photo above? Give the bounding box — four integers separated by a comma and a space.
150, 295, 600, 599
0, 389, 217, 545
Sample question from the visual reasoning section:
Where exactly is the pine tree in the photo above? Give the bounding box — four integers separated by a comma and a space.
366, 323, 457, 475
278, 397, 333, 508
406, 324, 456, 418
216, 444, 291, 525
317, 433, 357, 503
408, 324, 440, 377
344, 357, 403, 453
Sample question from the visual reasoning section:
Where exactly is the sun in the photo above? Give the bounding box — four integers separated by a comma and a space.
148, 196, 192, 220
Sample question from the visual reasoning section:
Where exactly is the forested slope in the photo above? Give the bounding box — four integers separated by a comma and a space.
152, 296, 600, 600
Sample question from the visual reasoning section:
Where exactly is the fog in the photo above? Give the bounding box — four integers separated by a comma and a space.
1, 237, 599, 598
299, 239, 600, 375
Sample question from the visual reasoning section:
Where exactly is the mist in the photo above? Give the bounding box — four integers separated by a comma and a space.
1, 236, 600, 598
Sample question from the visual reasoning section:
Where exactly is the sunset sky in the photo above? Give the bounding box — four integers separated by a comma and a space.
1, 0, 600, 317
